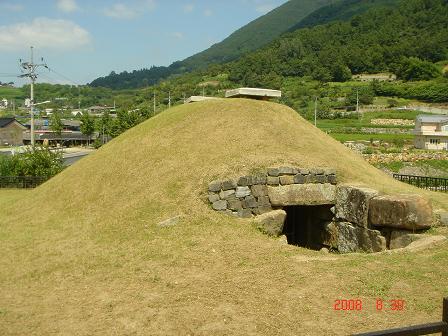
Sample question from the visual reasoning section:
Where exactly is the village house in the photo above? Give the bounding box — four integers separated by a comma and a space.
413, 115, 448, 150
0, 117, 26, 146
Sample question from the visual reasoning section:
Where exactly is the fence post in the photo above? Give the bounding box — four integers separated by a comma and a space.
442, 297, 448, 336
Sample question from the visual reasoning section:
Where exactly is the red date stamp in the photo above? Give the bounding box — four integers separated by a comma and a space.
333, 299, 405, 311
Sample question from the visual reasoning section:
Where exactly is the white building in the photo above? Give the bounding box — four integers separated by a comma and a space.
413, 115, 448, 150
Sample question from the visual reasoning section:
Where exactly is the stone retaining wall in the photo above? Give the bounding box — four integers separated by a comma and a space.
208, 167, 337, 218
207, 167, 434, 254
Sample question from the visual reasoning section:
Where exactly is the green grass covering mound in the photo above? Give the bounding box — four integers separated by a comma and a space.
1, 99, 447, 335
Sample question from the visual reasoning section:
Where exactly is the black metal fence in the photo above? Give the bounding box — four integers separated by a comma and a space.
353, 297, 448, 336
0, 176, 49, 189
393, 174, 448, 193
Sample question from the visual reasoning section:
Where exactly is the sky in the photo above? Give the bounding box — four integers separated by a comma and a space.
0, 0, 287, 86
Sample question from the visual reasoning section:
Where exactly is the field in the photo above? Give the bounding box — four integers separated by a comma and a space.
1, 99, 447, 335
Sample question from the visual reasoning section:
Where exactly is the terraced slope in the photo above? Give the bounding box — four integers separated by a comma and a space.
1, 100, 447, 335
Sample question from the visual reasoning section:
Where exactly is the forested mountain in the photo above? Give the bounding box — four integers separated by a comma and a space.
90, 0, 334, 89
225, 0, 447, 87
289, 0, 399, 30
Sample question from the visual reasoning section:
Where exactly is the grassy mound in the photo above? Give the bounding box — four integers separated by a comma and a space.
1, 99, 447, 335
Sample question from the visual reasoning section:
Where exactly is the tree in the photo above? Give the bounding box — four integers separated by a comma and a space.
81, 113, 95, 145
50, 112, 63, 137
396, 57, 442, 81
97, 111, 113, 144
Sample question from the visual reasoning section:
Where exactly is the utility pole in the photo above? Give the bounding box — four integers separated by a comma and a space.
168, 91, 171, 108
153, 91, 156, 113
356, 88, 360, 119
314, 97, 318, 127
19, 46, 48, 147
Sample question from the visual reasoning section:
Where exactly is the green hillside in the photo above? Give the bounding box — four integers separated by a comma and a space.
1, 99, 447, 334
90, 0, 334, 89
289, 0, 399, 30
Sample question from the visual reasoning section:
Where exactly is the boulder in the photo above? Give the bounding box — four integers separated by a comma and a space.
212, 200, 227, 211
237, 176, 253, 187
208, 193, 220, 203
267, 168, 279, 177
219, 189, 235, 200
369, 194, 433, 230
252, 175, 267, 185
327, 175, 338, 185
323, 221, 386, 253
335, 185, 379, 227
315, 175, 327, 184
293, 174, 306, 184
253, 205, 273, 215
389, 230, 424, 249
227, 199, 243, 211
254, 210, 287, 236
298, 168, 310, 175
438, 212, 448, 226
268, 183, 336, 206
208, 180, 222, 192
235, 186, 251, 198
257, 196, 271, 206
222, 180, 237, 190
237, 209, 253, 218
244, 195, 258, 208
251, 184, 268, 197
278, 167, 297, 175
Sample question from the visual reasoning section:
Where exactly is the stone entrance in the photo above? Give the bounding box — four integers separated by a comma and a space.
282, 205, 333, 250
207, 167, 436, 253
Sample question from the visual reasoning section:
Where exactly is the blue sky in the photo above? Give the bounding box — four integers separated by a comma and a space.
0, 0, 287, 85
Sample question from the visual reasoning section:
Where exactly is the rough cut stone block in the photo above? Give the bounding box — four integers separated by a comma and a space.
267, 176, 280, 186
251, 184, 268, 197
305, 174, 316, 183
268, 183, 336, 206
315, 175, 327, 184
254, 210, 287, 237
280, 175, 294, 185
219, 189, 235, 200
227, 199, 243, 211
212, 200, 227, 211
208, 193, 220, 203
245, 195, 258, 208
323, 221, 386, 253
222, 180, 237, 190
257, 196, 271, 206
390, 230, 424, 249
324, 168, 336, 175
298, 168, 309, 175
335, 185, 379, 227
369, 194, 433, 230
293, 174, 306, 184
278, 167, 297, 175
237, 209, 253, 218
208, 180, 222, 192
439, 212, 448, 226
235, 186, 251, 198
253, 205, 273, 215
327, 175, 338, 185
238, 176, 253, 186
252, 175, 267, 185
310, 168, 324, 175
267, 168, 279, 177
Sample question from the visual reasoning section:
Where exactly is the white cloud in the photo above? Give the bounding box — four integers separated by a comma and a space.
56, 0, 79, 13
183, 4, 194, 13
103, 4, 138, 19
203, 9, 213, 17
171, 32, 184, 39
0, 3, 24, 11
104, 1, 156, 20
0, 18, 91, 52
255, 3, 276, 14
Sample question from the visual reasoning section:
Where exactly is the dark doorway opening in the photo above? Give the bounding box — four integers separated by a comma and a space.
282, 205, 334, 250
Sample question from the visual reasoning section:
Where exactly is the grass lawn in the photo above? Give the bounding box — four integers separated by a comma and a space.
1, 100, 447, 335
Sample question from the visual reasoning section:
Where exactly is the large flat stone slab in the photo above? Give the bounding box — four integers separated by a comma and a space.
335, 185, 379, 227
323, 222, 386, 253
369, 194, 433, 230
268, 183, 336, 206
